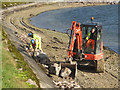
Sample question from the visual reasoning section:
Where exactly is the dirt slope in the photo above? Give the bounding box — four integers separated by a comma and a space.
2, 2, 119, 88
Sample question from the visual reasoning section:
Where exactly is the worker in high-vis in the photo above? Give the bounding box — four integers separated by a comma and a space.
30, 38, 36, 50
28, 32, 42, 52
85, 28, 100, 50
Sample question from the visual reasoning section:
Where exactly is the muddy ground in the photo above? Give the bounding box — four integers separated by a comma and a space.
2, 2, 119, 88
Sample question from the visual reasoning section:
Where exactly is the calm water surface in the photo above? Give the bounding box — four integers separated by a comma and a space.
30, 5, 119, 54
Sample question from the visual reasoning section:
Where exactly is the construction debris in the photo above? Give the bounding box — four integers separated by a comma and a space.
61, 63, 77, 79
26, 79, 38, 88
42, 64, 48, 68
53, 80, 81, 89
49, 63, 61, 76
60, 67, 72, 78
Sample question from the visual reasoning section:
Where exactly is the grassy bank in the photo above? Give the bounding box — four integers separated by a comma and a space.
1, 2, 32, 8
2, 28, 40, 88
2, 41, 27, 88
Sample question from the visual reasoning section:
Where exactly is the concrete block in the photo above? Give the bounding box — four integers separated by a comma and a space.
54, 63, 61, 76
49, 63, 61, 76
60, 67, 72, 78
49, 65, 56, 75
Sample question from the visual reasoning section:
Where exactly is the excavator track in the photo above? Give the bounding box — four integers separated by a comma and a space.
96, 59, 105, 73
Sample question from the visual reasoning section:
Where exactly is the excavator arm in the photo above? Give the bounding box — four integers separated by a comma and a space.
67, 21, 83, 60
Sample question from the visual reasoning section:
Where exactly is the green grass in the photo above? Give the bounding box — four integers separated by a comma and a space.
1, 2, 32, 8
2, 28, 40, 88
0, 28, 2, 89
2, 44, 27, 88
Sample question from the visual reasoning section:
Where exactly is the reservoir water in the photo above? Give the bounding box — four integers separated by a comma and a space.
30, 5, 119, 54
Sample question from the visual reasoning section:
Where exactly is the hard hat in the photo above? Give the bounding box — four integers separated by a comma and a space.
31, 39, 35, 44
91, 17, 94, 21
28, 33, 32, 36
91, 17, 94, 20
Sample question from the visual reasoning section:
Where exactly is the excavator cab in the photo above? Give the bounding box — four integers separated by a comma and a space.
81, 22, 103, 54
80, 22, 104, 72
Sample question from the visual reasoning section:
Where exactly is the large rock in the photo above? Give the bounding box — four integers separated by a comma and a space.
49, 63, 61, 76
60, 67, 72, 78
26, 79, 38, 88
35, 53, 51, 65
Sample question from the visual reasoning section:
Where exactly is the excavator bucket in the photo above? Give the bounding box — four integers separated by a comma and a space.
60, 62, 77, 79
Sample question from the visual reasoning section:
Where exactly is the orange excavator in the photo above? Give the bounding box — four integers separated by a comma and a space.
60, 17, 105, 79
65, 17, 104, 75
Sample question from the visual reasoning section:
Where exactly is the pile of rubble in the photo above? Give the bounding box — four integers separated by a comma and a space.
53, 80, 81, 89
15, 32, 30, 44
49, 63, 74, 78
